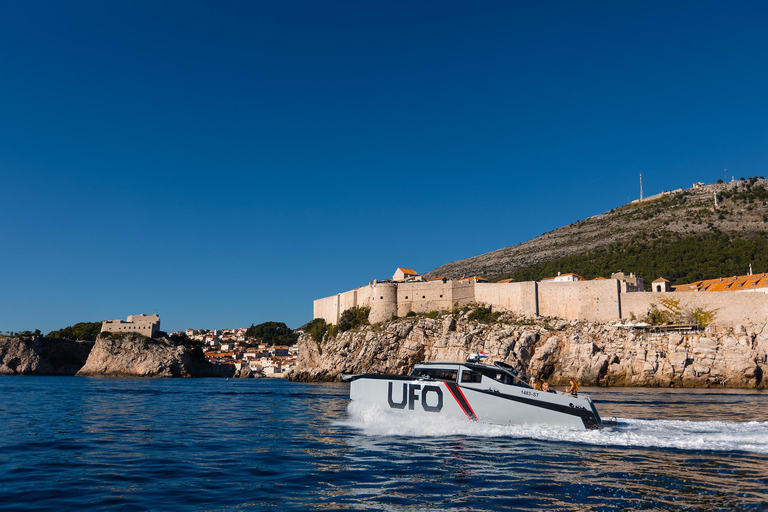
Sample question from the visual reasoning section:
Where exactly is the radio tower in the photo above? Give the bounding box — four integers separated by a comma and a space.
639, 173, 644, 200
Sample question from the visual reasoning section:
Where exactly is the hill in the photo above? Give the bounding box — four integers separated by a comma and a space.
425, 177, 768, 288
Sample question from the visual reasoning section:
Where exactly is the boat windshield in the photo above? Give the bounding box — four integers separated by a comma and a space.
410, 368, 458, 382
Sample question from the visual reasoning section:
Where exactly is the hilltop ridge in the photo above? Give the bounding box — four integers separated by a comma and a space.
425, 178, 768, 285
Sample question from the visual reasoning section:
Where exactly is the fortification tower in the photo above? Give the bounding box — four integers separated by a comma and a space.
369, 282, 398, 323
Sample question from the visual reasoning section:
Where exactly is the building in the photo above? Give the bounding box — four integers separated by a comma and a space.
101, 314, 160, 337
672, 273, 768, 293
611, 272, 645, 292
542, 272, 583, 282
393, 268, 419, 281
652, 278, 672, 292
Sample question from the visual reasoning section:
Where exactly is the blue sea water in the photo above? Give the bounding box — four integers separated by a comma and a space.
1, 377, 767, 511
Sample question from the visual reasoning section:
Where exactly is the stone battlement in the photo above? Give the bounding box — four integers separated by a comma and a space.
314, 273, 768, 329
101, 314, 160, 338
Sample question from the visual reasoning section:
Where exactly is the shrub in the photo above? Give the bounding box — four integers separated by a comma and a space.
302, 318, 327, 343
468, 307, 501, 324
338, 307, 370, 332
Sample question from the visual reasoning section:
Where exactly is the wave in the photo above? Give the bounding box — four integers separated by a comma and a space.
341, 402, 768, 454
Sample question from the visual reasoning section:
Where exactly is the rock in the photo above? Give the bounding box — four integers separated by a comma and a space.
289, 317, 768, 388
76, 332, 222, 378
0, 336, 91, 375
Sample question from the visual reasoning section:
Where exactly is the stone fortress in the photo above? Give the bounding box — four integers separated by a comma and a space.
314, 268, 768, 329
101, 314, 161, 338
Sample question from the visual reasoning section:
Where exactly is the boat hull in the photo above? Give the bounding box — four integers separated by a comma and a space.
349, 375, 602, 430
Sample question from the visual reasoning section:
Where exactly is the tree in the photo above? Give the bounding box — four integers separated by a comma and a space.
246, 321, 298, 345
338, 307, 370, 332
46, 322, 102, 341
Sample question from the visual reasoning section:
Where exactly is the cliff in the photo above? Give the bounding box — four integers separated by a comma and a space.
76, 332, 233, 378
291, 312, 767, 388
0, 336, 92, 375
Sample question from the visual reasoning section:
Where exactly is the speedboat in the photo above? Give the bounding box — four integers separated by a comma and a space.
344, 356, 611, 430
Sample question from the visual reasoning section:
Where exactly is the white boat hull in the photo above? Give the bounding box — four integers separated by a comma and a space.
348, 363, 605, 430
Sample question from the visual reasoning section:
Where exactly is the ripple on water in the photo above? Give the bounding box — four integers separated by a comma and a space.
0, 378, 767, 511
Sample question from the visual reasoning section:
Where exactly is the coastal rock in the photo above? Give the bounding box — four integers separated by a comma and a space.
76, 332, 224, 378
0, 336, 91, 375
291, 314, 768, 389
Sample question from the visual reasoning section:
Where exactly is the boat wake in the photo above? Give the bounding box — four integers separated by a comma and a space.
341, 402, 768, 454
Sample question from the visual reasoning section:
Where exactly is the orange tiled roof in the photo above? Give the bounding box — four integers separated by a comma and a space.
497, 278, 515, 283
426, 277, 446, 281
672, 273, 768, 292
397, 268, 417, 275
457, 276, 488, 282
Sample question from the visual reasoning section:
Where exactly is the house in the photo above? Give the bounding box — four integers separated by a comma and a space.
542, 272, 583, 282
456, 276, 488, 283
392, 267, 419, 281
652, 278, 672, 292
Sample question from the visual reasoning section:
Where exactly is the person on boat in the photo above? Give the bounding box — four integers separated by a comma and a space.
563, 378, 579, 396
542, 381, 551, 392
529, 377, 542, 390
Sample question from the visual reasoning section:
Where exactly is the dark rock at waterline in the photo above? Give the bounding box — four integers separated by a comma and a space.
0, 336, 92, 375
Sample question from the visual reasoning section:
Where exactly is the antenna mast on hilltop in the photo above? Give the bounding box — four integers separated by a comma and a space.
639, 173, 643, 200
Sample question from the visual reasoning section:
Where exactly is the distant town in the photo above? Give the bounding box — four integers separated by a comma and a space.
100, 314, 299, 377
174, 327, 299, 378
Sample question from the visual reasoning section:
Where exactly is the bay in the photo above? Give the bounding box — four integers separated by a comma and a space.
1, 376, 766, 511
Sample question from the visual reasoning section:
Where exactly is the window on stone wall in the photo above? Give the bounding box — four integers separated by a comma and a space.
405, 296, 408, 299
440, 295, 443, 298
422, 296, 425, 299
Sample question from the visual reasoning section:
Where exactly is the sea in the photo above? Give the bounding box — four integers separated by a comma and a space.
1, 377, 767, 511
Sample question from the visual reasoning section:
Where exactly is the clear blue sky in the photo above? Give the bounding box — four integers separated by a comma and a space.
2, 1, 767, 334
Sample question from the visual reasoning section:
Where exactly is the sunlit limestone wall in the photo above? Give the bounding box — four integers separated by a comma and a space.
369, 283, 397, 323
313, 294, 339, 325
538, 279, 622, 323
621, 291, 768, 329
101, 314, 160, 337
475, 282, 538, 316
394, 280, 475, 317
313, 286, 374, 325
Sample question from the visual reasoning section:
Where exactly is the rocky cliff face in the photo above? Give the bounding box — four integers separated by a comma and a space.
0, 336, 92, 375
76, 332, 232, 378
291, 312, 768, 388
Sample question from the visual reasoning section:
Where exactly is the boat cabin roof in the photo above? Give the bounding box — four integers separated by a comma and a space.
411, 361, 529, 387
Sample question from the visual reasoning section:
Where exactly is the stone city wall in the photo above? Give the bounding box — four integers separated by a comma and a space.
621, 291, 768, 328
314, 278, 768, 328
538, 279, 622, 323
475, 281, 538, 317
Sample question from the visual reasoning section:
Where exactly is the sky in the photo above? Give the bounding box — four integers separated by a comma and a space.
2, 1, 767, 334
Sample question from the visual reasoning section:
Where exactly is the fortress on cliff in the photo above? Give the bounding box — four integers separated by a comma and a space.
101, 314, 161, 338
314, 268, 768, 329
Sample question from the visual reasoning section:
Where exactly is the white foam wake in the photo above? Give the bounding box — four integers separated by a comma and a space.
340, 402, 768, 454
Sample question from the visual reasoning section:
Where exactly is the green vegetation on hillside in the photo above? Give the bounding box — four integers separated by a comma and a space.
338, 306, 370, 332
246, 321, 299, 345
46, 322, 102, 341
503, 232, 768, 288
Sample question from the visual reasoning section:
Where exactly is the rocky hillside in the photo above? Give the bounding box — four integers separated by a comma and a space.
76, 332, 236, 378
425, 178, 768, 282
0, 336, 91, 375
291, 311, 767, 389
